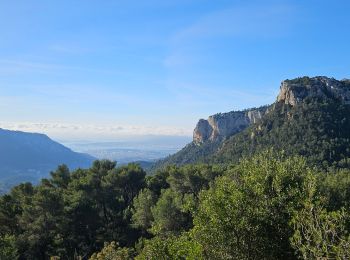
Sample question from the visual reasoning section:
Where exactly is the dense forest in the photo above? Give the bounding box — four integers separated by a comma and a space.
1, 150, 350, 259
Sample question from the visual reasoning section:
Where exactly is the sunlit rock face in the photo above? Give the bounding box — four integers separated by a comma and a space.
194, 76, 350, 145
193, 108, 267, 144
277, 76, 350, 106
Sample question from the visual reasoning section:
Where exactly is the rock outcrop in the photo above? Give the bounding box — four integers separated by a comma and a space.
193, 76, 350, 144
277, 76, 350, 106
153, 75, 350, 171
193, 107, 268, 144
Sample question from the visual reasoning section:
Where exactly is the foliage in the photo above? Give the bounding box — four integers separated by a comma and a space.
150, 188, 192, 235
284, 76, 312, 85
132, 164, 222, 237
192, 151, 316, 259
216, 99, 350, 169
151, 140, 222, 171
89, 241, 135, 260
0, 160, 146, 259
291, 203, 350, 259
0, 234, 18, 260
2, 152, 350, 259
317, 169, 350, 210
136, 233, 203, 260
131, 189, 157, 232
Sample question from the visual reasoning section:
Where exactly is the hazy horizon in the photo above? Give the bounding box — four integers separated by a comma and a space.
59, 135, 192, 163
0, 121, 193, 141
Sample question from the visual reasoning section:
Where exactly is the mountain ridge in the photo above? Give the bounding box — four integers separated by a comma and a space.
152, 76, 350, 171
0, 128, 95, 191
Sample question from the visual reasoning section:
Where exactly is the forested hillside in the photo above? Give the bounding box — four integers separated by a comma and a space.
152, 106, 269, 171
215, 98, 350, 168
152, 140, 222, 170
154, 76, 350, 171
1, 152, 350, 259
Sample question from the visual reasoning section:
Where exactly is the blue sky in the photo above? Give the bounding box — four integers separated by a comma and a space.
1, 0, 350, 140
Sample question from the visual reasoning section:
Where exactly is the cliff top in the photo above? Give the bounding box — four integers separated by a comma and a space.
278, 76, 350, 106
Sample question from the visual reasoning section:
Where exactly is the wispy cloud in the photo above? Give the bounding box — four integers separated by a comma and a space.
163, 52, 194, 68
163, 2, 295, 69
172, 2, 294, 42
0, 121, 192, 140
164, 80, 274, 110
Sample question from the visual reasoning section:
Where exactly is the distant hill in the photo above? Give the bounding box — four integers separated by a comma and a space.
153, 76, 350, 171
131, 160, 155, 172
0, 128, 95, 192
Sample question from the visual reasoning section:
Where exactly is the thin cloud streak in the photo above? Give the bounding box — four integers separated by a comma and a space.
164, 80, 275, 111
163, 2, 295, 70
172, 2, 295, 42
0, 121, 192, 140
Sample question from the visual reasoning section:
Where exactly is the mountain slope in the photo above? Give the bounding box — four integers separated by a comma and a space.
152, 106, 269, 170
153, 76, 350, 170
214, 77, 350, 168
215, 100, 350, 168
0, 128, 95, 189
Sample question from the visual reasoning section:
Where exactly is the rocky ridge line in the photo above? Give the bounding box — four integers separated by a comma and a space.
277, 76, 350, 106
193, 76, 350, 144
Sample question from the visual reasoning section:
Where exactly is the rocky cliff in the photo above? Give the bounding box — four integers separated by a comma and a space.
152, 75, 350, 172
277, 76, 350, 106
193, 76, 350, 144
193, 107, 268, 144
216, 76, 350, 167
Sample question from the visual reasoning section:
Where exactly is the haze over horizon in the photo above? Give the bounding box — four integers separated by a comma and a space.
1, 0, 350, 140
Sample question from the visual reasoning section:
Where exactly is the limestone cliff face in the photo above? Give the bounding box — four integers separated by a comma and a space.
193, 107, 267, 144
193, 76, 350, 144
277, 76, 350, 106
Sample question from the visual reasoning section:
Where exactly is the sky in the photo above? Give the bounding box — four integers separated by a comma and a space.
1, 0, 350, 141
